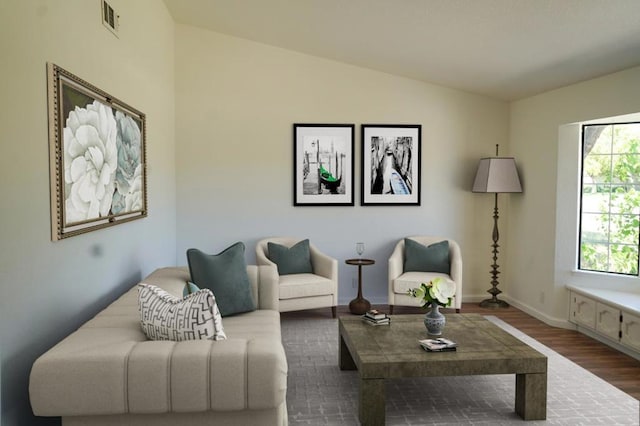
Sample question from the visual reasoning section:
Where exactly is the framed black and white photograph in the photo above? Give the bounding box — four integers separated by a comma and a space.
362, 124, 421, 206
294, 123, 354, 206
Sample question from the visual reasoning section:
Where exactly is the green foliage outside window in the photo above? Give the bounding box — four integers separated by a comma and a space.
580, 123, 640, 275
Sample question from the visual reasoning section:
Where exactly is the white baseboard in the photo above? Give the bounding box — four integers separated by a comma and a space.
502, 295, 574, 330
461, 292, 572, 329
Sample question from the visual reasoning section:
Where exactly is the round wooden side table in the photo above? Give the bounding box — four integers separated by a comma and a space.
345, 258, 375, 315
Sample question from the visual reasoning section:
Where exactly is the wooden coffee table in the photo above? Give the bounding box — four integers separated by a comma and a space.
339, 314, 547, 425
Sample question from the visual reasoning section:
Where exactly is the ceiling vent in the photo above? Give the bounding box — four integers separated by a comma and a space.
101, 0, 119, 37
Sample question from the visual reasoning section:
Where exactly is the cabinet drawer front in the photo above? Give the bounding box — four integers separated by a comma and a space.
621, 311, 640, 351
595, 302, 621, 340
571, 292, 596, 329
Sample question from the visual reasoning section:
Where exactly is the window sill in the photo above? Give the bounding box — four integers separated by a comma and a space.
568, 269, 639, 291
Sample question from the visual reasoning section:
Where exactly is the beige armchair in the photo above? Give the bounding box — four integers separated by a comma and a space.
388, 236, 462, 313
256, 237, 338, 318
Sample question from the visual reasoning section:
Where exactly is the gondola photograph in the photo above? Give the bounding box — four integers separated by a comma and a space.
294, 124, 354, 206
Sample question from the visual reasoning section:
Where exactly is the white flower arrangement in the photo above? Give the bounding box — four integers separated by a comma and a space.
408, 277, 456, 308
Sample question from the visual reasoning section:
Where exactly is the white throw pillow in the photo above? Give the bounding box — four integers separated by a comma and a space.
137, 283, 226, 341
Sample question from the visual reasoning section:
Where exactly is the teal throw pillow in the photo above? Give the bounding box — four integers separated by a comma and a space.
183, 281, 200, 297
403, 239, 450, 274
186, 242, 255, 317
268, 239, 313, 275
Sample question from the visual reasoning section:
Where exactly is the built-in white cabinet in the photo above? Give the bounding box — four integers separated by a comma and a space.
570, 293, 596, 328
569, 289, 640, 357
595, 302, 620, 340
621, 311, 640, 352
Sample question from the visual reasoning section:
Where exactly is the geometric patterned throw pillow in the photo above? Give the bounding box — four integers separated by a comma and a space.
137, 283, 226, 341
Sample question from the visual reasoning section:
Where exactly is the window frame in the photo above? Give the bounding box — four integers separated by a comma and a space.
578, 121, 640, 276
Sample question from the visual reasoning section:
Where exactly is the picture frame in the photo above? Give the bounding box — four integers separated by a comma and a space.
293, 123, 354, 206
361, 124, 421, 206
47, 63, 147, 240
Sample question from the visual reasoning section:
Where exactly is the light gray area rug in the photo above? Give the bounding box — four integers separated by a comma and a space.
281, 315, 639, 425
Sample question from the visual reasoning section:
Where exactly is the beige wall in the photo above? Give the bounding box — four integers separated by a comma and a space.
0, 1, 176, 424
174, 24, 511, 306
509, 66, 640, 325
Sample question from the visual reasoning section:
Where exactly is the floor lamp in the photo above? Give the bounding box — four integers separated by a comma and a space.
472, 145, 522, 308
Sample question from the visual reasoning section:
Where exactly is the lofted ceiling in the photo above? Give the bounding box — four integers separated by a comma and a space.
163, 0, 640, 101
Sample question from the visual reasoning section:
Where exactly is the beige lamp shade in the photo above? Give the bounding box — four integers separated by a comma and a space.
472, 157, 522, 193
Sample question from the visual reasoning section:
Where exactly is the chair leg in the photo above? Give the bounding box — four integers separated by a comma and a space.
331, 306, 337, 318
389, 305, 394, 315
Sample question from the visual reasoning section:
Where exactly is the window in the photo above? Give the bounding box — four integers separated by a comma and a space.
579, 122, 640, 275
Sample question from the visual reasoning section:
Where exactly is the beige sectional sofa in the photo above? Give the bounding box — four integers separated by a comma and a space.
29, 266, 288, 426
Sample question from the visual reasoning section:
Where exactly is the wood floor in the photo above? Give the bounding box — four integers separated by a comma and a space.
332, 302, 640, 401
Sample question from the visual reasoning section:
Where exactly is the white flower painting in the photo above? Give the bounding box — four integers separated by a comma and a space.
48, 63, 146, 240
113, 110, 143, 215
63, 100, 143, 222
63, 100, 118, 222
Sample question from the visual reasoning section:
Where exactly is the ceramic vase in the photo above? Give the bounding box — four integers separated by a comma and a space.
424, 304, 445, 336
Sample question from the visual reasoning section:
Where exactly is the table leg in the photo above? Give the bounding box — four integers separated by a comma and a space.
339, 333, 356, 371
360, 377, 385, 426
515, 372, 547, 420
349, 265, 371, 314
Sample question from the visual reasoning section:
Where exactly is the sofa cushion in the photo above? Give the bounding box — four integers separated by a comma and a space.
187, 243, 255, 317
404, 238, 450, 274
29, 328, 147, 416
138, 283, 226, 341
393, 271, 453, 294
278, 273, 334, 300
267, 239, 313, 275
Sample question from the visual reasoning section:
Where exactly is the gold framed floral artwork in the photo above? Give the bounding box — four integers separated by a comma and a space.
47, 63, 147, 240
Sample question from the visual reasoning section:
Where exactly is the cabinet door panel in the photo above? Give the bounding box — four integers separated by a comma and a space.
621, 311, 640, 352
570, 292, 596, 329
595, 302, 620, 340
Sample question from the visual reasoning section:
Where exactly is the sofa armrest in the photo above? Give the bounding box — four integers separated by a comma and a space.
257, 265, 279, 310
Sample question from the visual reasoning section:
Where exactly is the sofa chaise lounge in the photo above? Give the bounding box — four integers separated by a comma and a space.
29, 266, 288, 426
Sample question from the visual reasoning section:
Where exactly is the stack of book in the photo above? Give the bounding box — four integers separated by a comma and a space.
419, 337, 457, 352
361, 309, 391, 326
